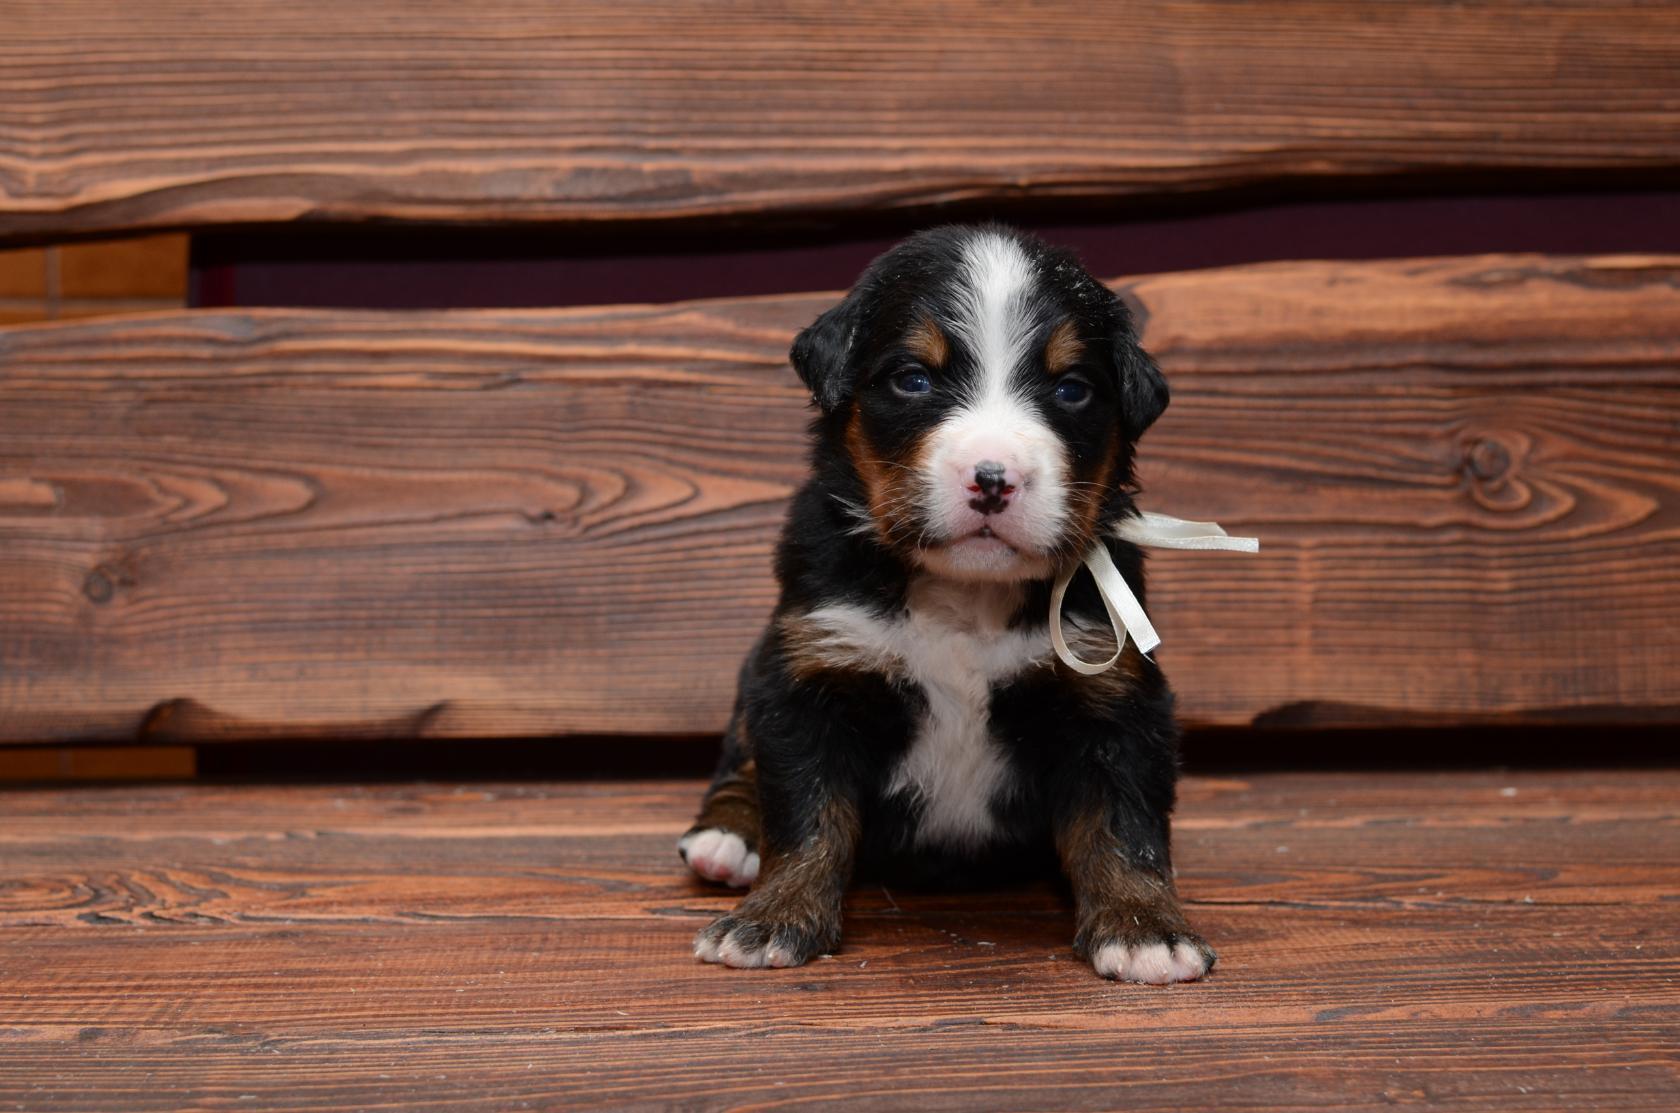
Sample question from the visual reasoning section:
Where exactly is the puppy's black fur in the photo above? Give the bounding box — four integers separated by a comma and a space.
683, 225, 1213, 983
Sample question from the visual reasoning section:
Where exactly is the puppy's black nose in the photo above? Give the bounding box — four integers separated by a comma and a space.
968, 460, 1013, 514
974, 460, 1008, 497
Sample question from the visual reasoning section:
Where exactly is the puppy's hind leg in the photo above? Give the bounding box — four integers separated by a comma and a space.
679, 720, 762, 888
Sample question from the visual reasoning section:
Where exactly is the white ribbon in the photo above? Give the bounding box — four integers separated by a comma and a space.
1050, 512, 1259, 674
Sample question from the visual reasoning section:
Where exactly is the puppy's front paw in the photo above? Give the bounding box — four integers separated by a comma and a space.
678, 827, 760, 888
1087, 932, 1215, 985
693, 912, 831, 969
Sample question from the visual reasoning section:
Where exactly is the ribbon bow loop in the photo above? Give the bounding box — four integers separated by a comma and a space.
1050, 513, 1259, 674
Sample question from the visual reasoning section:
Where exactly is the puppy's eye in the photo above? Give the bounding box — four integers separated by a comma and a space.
890, 367, 934, 397
1053, 377, 1092, 407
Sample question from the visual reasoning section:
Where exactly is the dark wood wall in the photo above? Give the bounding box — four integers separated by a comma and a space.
190, 192, 1680, 310
3, 2, 1678, 751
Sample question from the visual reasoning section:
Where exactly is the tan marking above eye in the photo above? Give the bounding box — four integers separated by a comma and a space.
904, 313, 950, 369
1045, 319, 1083, 375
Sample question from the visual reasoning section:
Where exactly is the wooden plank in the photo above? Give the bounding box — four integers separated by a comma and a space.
1, 253, 1678, 741
0, 772, 1676, 1110
6, 770, 1674, 837
1, 773, 1676, 922
4, 3, 1680, 241
2, 1016, 1675, 1113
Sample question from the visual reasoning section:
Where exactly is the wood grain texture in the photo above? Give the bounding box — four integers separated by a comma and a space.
2, 253, 1679, 741
0, 772, 1676, 1110
5, 2, 1680, 241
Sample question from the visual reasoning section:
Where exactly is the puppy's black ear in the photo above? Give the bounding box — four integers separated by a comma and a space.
1112, 310, 1169, 440
790, 295, 862, 413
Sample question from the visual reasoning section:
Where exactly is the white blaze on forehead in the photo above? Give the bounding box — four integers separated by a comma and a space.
920, 230, 1070, 559
952, 231, 1039, 397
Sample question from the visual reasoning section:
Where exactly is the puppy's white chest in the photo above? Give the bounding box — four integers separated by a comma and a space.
888, 586, 1047, 849
799, 584, 1050, 850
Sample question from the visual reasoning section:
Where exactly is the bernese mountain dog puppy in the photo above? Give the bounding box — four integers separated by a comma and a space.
680, 224, 1214, 984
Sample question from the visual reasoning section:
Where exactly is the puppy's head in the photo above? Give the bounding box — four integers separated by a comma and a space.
793, 225, 1167, 583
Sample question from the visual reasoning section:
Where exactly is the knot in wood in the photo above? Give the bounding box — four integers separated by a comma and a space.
1462, 436, 1511, 482
82, 567, 115, 604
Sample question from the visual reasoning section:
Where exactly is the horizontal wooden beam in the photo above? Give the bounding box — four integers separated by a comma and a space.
1, 253, 1677, 741
4, 3, 1680, 241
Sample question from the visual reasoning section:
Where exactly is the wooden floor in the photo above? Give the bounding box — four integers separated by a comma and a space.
2, 770, 1676, 1110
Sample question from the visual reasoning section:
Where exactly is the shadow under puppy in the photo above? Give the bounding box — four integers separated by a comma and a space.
681, 224, 1213, 984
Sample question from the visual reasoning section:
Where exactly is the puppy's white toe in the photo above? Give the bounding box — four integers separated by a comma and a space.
1092, 939, 1211, 984
1168, 940, 1210, 980
678, 828, 758, 887
715, 931, 771, 968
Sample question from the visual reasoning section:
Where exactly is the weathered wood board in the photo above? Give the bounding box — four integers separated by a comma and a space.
1, 254, 1677, 741
4, 2, 1680, 240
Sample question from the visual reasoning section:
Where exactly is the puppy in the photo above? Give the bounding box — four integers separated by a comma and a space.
680, 224, 1213, 984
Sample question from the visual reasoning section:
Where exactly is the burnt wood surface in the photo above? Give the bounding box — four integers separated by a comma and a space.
5, 2, 1680, 241
1, 770, 1676, 1110
0, 253, 1673, 739
2, 254, 1678, 741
